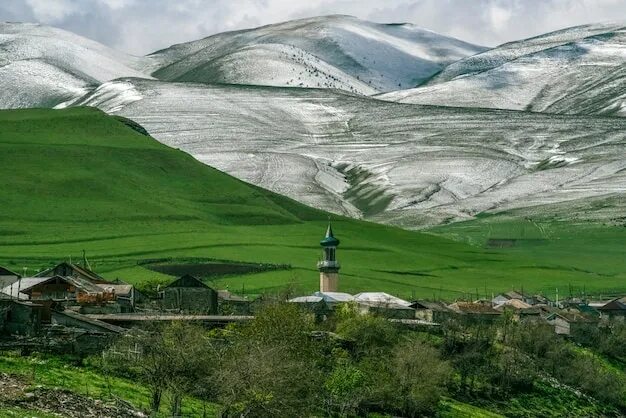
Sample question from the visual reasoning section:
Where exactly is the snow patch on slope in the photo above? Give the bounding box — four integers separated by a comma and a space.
147, 15, 485, 94
76, 79, 626, 228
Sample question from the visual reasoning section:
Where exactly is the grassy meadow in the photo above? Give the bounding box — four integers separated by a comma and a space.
0, 107, 624, 300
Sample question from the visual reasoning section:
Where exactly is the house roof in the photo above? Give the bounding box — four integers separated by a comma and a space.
410, 300, 450, 311
354, 292, 411, 307
165, 274, 212, 289
289, 295, 324, 303
313, 291, 354, 303
54, 310, 126, 334
598, 297, 626, 311
448, 302, 501, 315
494, 299, 532, 310
21, 275, 104, 296
36, 262, 108, 284
0, 266, 19, 277
357, 300, 414, 311
0, 277, 50, 299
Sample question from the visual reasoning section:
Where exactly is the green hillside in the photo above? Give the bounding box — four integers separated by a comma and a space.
0, 107, 624, 299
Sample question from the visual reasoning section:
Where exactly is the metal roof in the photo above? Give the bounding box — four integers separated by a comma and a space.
313, 291, 354, 302
354, 292, 411, 307
0, 277, 50, 299
289, 295, 324, 303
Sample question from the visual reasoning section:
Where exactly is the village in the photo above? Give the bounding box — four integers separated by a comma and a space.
0, 223, 624, 356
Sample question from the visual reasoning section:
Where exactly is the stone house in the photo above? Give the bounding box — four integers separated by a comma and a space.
160, 275, 218, 314
410, 300, 452, 322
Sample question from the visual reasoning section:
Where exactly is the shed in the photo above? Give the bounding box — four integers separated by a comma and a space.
160, 275, 218, 314
0, 266, 20, 289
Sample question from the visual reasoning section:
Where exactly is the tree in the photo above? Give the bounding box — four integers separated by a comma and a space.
104, 322, 217, 415
217, 302, 324, 417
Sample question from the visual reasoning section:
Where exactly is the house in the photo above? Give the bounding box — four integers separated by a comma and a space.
410, 300, 452, 322
356, 300, 415, 319
491, 290, 538, 306
160, 275, 218, 314
353, 293, 414, 319
0, 266, 20, 289
544, 313, 571, 335
218, 290, 252, 315
597, 298, 626, 319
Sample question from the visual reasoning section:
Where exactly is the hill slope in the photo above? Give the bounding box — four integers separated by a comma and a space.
1, 107, 624, 298
380, 22, 626, 115
74, 79, 626, 229
146, 15, 486, 94
0, 23, 150, 109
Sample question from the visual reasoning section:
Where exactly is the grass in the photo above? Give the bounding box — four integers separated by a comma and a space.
0, 107, 624, 300
438, 398, 505, 417
0, 352, 216, 417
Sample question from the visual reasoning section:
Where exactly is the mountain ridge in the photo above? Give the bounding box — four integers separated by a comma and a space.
379, 22, 626, 116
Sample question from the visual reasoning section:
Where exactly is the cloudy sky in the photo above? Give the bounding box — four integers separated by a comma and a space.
1, 0, 624, 55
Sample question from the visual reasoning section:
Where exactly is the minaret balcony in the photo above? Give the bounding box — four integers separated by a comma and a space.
317, 260, 340, 269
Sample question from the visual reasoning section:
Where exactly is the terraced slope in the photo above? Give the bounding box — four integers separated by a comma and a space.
0, 23, 150, 109
1, 107, 624, 298
76, 79, 626, 228
380, 23, 626, 115
146, 15, 485, 94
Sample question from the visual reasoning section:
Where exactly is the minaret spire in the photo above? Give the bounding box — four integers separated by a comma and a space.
317, 220, 340, 292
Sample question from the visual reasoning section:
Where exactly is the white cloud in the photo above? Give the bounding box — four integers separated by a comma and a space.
24, 0, 80, 21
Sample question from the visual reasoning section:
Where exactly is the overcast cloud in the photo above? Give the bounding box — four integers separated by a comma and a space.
1, 0, 624, 55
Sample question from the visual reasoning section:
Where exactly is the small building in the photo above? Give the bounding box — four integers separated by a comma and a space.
597, 298, 626, 319
410, 300, 452, 322
1, 277, 49, 300
160, 275, 218, 314
218, 290, 252, 315
0, 300, 44, 336
0, 266, 20, 289
544, 313, 571, 335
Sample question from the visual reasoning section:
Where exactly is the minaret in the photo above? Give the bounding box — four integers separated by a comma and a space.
317, 221, 340, 292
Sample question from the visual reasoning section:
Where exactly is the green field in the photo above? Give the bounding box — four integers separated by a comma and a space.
1, 107, 624, 300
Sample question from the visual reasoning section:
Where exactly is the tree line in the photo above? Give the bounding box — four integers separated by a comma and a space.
101, 303, 626, 417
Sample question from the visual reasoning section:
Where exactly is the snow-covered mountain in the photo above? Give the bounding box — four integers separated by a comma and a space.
74, 79, 626, 228
0, 23, 150, 108
146, 15, 486, 94
379, 23, 626, 116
